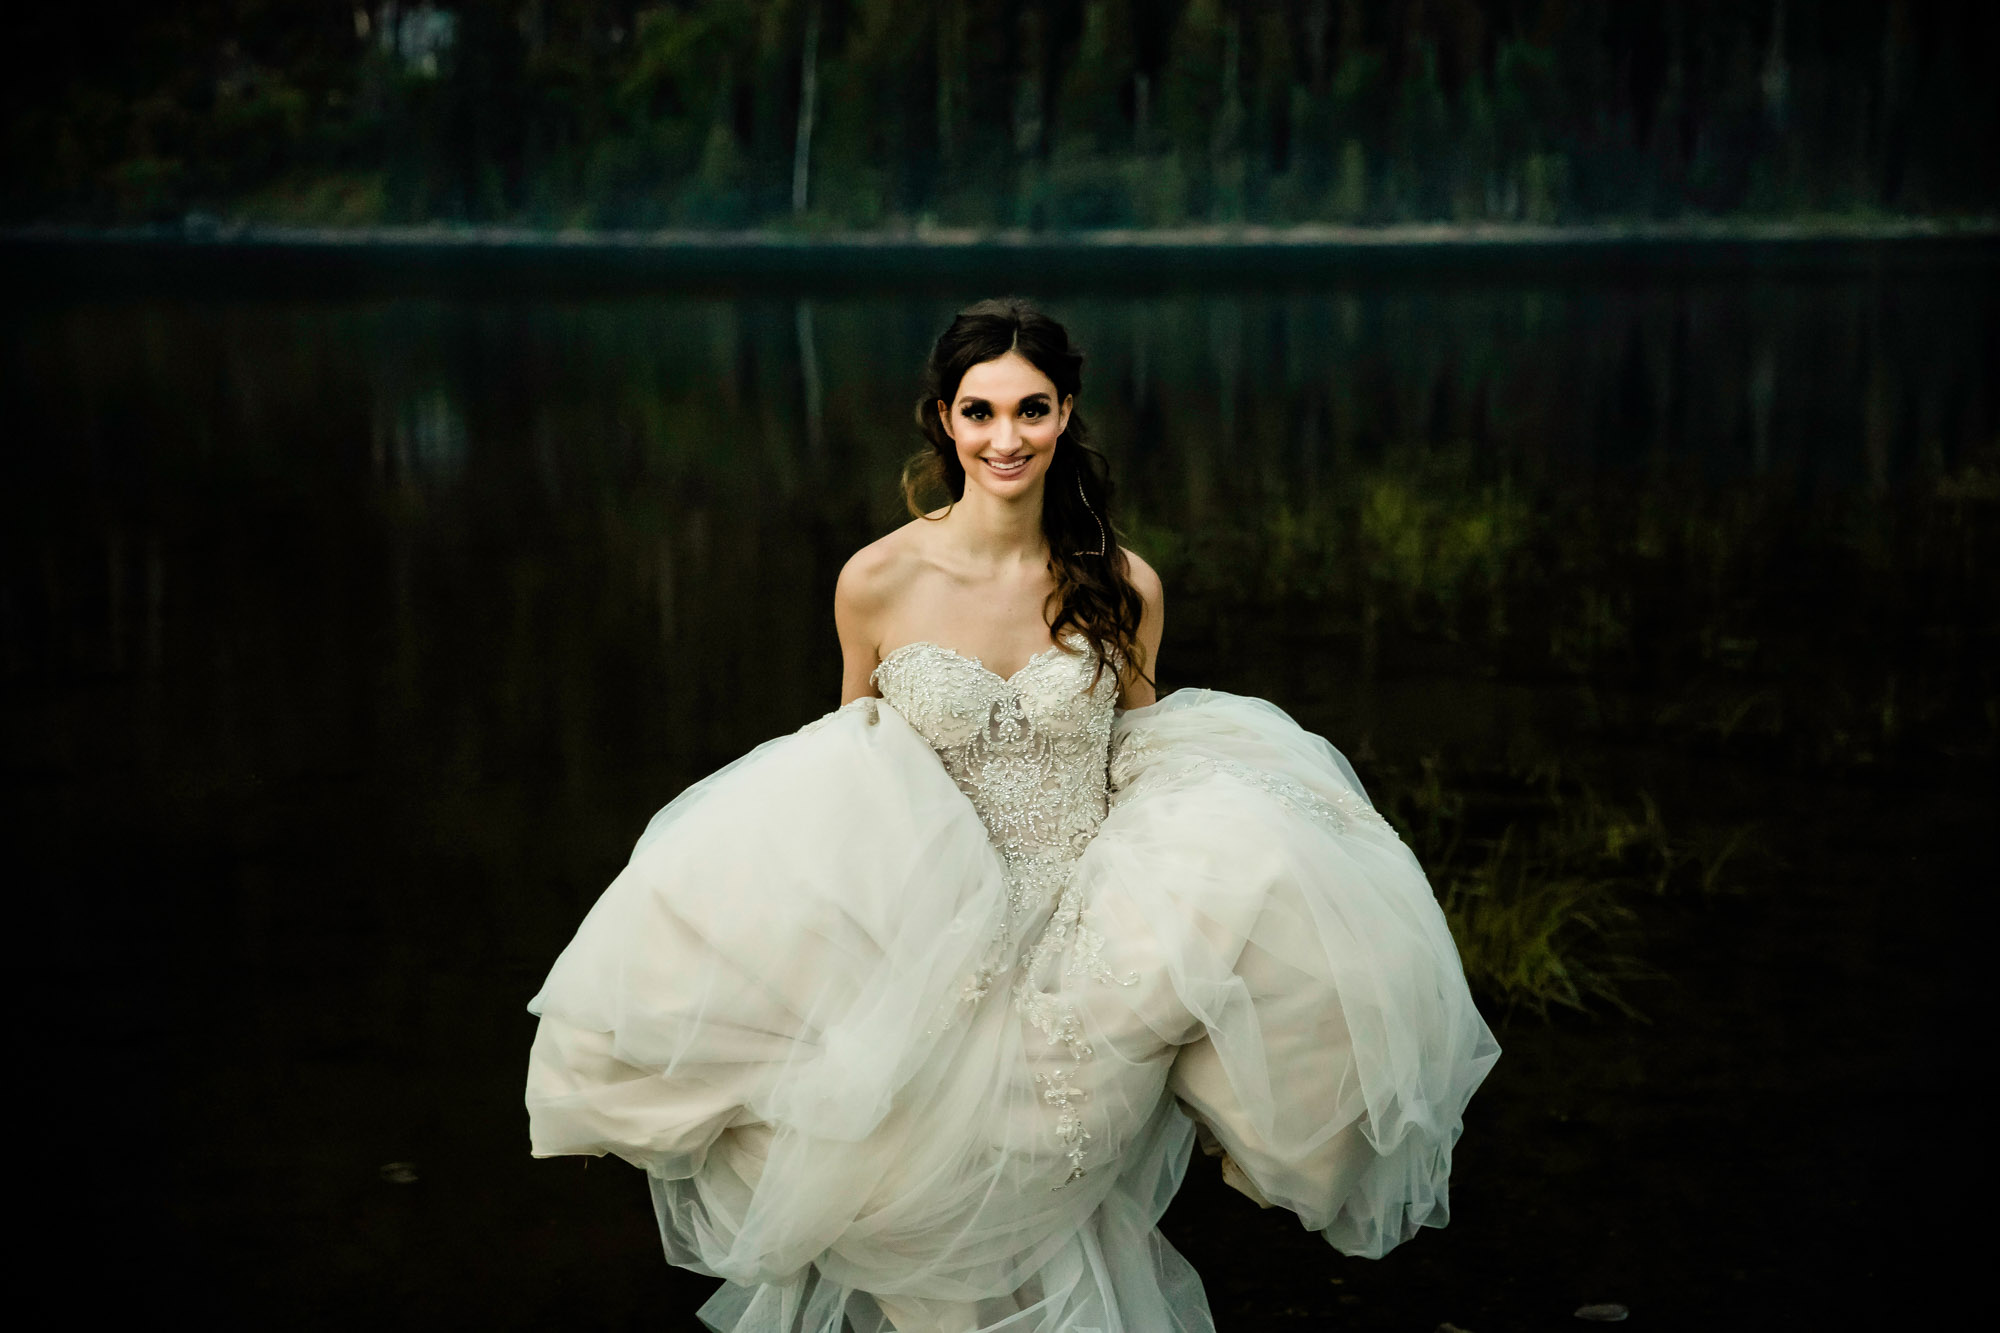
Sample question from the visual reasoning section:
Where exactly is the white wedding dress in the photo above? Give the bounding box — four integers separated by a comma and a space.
525, 634, 1499, 1332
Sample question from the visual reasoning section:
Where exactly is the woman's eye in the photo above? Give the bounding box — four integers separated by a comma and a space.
1022, 405, 1045, 418
962, 407, 989, 421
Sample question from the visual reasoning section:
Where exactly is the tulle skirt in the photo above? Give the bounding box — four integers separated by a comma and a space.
526, 689, 1499, 1332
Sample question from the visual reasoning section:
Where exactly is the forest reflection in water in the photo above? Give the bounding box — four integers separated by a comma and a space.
5, 269, 1994, 1327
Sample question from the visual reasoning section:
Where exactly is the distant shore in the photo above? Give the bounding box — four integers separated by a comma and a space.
7, 217, 1994, 296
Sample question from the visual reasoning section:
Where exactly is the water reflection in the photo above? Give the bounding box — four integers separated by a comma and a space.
374, 387, 468, 485
10, 280, 1989, 765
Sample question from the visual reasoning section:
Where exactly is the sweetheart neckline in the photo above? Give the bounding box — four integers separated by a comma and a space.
872, 637, 1078, 689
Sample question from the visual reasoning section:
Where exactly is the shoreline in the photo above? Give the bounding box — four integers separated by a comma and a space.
8, 215, 1996, 246
7, 217, 1994, 295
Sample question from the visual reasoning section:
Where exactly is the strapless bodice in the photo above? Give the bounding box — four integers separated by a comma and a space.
871, 635, 1118, 909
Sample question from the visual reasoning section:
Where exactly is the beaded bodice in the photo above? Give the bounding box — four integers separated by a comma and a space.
871, 634, 1119, 903
869, 632, 1131, 1185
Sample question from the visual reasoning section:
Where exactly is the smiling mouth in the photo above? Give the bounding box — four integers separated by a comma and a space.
983, 456, 1030, 476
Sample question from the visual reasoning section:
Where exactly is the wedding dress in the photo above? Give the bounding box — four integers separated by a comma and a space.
525, 634, 1499, 1333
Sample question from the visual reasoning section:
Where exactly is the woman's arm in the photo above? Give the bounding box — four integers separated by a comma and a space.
834, 544, 889, 705
1119, 548, 1165, 709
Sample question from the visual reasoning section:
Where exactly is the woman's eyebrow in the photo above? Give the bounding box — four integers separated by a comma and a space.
953, 392, 1050, 409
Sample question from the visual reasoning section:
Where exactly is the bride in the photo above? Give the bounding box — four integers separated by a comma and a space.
525, 298, 1500, 1333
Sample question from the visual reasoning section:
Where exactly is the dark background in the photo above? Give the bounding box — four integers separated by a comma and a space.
4, 3, 1997, 1331
6, 0, 1996, 229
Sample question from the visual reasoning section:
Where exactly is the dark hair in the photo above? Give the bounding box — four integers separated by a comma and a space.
904, 296, 1147, 687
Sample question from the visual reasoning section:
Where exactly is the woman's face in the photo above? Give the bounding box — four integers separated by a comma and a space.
939, 351, 1072, 502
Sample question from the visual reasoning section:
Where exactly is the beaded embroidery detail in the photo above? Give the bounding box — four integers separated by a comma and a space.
872, 637, 1117, 885
1109, 725, 1389, 837
872, 634, 1130, 1183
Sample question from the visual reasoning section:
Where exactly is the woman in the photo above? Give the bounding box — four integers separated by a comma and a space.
525, 298, 1499, 1333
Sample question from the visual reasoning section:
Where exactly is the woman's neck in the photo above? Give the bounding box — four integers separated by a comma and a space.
942, 481, 1048, 570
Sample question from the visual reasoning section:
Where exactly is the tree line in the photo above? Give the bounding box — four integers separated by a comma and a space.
5, 0, 1994, 229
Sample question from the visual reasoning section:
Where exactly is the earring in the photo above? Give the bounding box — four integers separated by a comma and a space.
1076, 472, 1107, 557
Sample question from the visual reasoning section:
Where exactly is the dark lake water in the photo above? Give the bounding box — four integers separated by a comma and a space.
5, 256, 1994, 1328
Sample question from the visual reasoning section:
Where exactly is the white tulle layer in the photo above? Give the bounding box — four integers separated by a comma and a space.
526, 689, 1498, 1333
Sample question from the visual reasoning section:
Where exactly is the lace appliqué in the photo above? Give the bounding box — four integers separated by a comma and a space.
872, 639, 1116, 880
1105, 725, 1155, 791
1013, 864, 1138, 1185
1110, 725, 1389, 837
873, 634, 1131, 1183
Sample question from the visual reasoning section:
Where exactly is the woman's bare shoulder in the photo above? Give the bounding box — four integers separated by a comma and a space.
836, 520, 934, 617
1121, 546, 1164, 606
